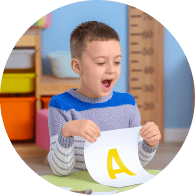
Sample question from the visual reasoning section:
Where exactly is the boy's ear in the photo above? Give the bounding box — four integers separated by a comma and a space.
71, 58, 82, 75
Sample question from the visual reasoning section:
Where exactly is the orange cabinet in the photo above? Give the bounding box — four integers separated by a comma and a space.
0, 97, 36, 140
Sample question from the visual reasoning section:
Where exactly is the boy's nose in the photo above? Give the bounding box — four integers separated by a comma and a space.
106, 63, 115, 74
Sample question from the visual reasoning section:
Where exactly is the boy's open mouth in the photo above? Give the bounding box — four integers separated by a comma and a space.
102, 79, 112, 88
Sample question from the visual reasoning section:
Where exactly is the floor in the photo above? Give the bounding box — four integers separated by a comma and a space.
12, 141, 184, 176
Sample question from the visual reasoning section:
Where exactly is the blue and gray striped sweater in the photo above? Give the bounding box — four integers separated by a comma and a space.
47, 88, 158, 176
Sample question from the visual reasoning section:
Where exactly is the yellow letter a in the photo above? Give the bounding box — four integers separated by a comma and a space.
107, 148, 136, 179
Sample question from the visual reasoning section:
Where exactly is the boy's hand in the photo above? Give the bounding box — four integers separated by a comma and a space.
62, 119, 100, 143
139, 122, 161, 147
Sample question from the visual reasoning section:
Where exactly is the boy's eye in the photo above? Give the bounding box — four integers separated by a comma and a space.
115, 62, 121, 65
97, 63, 105, 65
98, 62, 120, 65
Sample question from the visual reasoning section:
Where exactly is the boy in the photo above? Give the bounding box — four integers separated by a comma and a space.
47, 21, 161, 176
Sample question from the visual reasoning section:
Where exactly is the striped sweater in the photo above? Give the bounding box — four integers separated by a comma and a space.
47, 88, 158, 176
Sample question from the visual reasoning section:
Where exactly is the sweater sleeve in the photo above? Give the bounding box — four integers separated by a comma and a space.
47, 98, 75, 176
130, 103, 159, 166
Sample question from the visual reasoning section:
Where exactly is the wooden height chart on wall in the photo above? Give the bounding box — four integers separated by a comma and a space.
129, 6, 164, 142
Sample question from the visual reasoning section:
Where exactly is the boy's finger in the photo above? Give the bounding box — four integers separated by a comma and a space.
144, 131, 159, 140
83, 134, 95, 143
85, 127, 97, 142
90, 121, 101, 137
145, 133, 158, 141
140, 129, 152, 137
139, 122, 155, 134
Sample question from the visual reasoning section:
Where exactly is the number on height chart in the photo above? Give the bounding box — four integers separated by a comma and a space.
143, 85, 154, 92
144, 103, 155, 110
144, 67, 154, 74
142, 47, 154, 55
142, 30, 153, 39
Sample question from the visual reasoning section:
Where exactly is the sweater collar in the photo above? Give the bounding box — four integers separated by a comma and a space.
67, 88, 113, 103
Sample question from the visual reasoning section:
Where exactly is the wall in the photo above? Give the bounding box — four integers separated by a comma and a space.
41, 1, 194, 129
164, 28, 194, 128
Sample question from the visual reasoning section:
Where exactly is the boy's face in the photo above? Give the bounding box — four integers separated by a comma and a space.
75, 40, 121, 98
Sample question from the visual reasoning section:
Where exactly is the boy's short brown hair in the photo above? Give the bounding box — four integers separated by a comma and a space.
70, 21, 120, 60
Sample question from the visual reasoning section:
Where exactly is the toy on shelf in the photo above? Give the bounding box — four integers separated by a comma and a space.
31, 13, 51, 28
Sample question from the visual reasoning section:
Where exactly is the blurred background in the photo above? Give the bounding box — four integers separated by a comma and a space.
41, 1, 194, 135
0, 0, 194, 176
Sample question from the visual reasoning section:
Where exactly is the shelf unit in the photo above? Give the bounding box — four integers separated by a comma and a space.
14, 28, 80, 111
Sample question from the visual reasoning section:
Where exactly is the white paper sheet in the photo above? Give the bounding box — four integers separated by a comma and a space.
84, 126, 155, 187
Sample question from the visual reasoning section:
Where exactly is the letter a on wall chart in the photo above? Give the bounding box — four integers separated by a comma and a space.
84, 127, 155, 187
